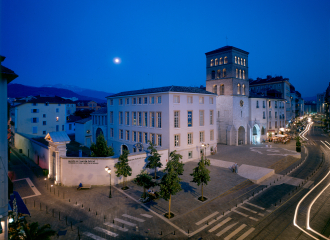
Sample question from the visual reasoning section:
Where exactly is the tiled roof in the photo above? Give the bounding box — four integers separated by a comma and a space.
91, 107, 107, 115
250, 76, 289, 85
249, 92, 285, 100
107, 86, 215, 98
45, 132, 71, 143
75, 117, 92, 124
205, 46, 249, 56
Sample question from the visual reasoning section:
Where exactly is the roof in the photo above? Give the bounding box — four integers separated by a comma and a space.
45, 131, 71, 143
75, 117, 92, 124
249, 92, 285, 100
91, 107, 107, 115
107, 86, 215, 98
1, 56, 18, 83
205, 46, 249, 56
66, 115, 82, 123
250, 76, 290, 85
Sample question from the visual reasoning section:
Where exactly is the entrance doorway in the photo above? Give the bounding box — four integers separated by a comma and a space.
238, 126, 245, 145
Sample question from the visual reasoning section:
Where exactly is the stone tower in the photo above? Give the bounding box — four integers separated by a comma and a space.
205, 46, 250, 145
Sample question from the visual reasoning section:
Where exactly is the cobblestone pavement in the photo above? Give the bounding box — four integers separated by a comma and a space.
9, 141, 305, 240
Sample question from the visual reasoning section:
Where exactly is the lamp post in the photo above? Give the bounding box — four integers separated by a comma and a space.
105, 166, 112, 198
201, 143, 209, 159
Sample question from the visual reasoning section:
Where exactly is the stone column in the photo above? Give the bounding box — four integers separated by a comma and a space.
48, 146, 53, 179
54, 151, 60, 185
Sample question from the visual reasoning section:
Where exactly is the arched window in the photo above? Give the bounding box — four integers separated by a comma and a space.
237, 84, 241, 94
243, 70, 245, 79
241, 58, 243, 65
213, 85, 217, 95
237, 57, 240, 65
220, 84, 225, 95
239, 69, 242, 79
224, 56, 228, 64
242, 84, 245, 95
261, 127, 265, 135
223, 68, 226, 77
236, 69, 238, 78
235, 56, 237, 64
211, 71, 215, 79
220, 57, 223, 65
217, 69, 221, 78
215, 58, 218, 65
244, 59, 246, 66
210, 59, 214, 67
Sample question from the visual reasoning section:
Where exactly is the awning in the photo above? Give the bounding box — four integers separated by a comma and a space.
8, 191, 30, 216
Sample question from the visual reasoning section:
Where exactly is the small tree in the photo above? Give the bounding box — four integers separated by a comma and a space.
90, 133, 114, 157
9, 221, 56, 240
146, 141, 163, 179
159, 151, 184, 219
115, 150, 132, 190
190, 156, 211, 201
296, 136, 301, 152
134, 170, 157, 199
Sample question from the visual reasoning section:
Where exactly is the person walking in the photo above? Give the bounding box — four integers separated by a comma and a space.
235, 163, 238, 173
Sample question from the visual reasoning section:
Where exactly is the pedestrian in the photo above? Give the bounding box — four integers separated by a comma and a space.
235, 163, 238, 173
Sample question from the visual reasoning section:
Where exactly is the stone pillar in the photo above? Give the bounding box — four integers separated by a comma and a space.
54, 151, 60, 185
48, 146, 53, 179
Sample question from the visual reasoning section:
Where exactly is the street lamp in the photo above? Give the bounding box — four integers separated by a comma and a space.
105, 166, 112, 198
201, 143, 209, 159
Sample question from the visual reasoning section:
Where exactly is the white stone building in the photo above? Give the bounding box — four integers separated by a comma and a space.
91, 107, 108, 143
75, 117, 92, 147
106, 86, 217, 162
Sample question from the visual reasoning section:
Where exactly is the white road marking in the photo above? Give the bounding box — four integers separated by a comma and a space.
245, 202, 265, 210
83, 232, 106, 240
233, 209, 248, 217
196, 211, 219, 225
12, 178, 41, 199
216, 222, 238, 237
94, 227, 118, 237
258, 213, 264, 217
122, 214, 145, 222
140, 214, 153, 218
239, 206, 257, 214
114, 218, 136, 227
224, 224, 247, 240
237, 227, 255, 240
104, 222, 128, 232
208, 217, 231, 232
249, 217, 259, 221
266, 210, 272, 212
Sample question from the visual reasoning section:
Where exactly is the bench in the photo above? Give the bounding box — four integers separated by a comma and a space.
77, 184, 91, 190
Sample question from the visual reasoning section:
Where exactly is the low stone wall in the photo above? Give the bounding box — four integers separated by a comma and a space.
14, 133, 49, 169
60, 149, 168, 187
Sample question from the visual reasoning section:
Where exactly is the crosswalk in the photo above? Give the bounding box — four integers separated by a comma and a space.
197, 201, 268, 239
83, 213, 152, 239
305, 140, 316, 146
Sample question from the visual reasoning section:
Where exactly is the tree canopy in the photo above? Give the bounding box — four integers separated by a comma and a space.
190, 156, 211, 201
146, 141, 163, 179
115, 150, 132, 189
90, 133, 114, 157
165, 150, 184, 175
134, 170, 157, 199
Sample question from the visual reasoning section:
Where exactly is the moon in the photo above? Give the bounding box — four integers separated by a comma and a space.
114, 58, 121, 64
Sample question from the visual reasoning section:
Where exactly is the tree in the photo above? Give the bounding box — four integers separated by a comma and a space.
146, 141, 162, 179
90, 133, 114, 157
134, 170, 157, 199
159, 151, 184, 219
9, 221, 56, 240
190, 156, 211, 201
115, 150, 132, 190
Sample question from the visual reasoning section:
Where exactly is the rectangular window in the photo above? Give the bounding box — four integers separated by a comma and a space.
210, 130, 214, 141
43, 121, 46, 126
144, 97, 148, 104
199, 110, 204, 126
263, 101, 265, 108
62, 125, 64, 131
187, 111, 193, 127
119, 99, 123, 105
174, 134, 180, 147
210, 110, 213, 125
56, 125, 59, 132
275, 121, 277, 128
132, 112, 137, 125
174, 111, 180, 128
150, 112, 155, 127
188, 133, 193, 145
43, 114, 46, 118
110, 128, 114, 138
133, 98, 137, 104
133, 131, 137, 142
150, 96, 155, 104
144, 132, 148, 143
138, 97, 142, 104
43, 130, 46, 135
174, 95, 180, 103
199, 131, 204, 142
120, 129, 123, 139
110, 99, 113, 105
33, 127, 37, 134
157, 112, 161, 128
269, 111, 271, 118
138, 132, 142, 143
144, 112, 148, 127
263, 112, 265, 119
110, 111, 113, 124
209, 97, 213, 104
56, 108, 59, 112
31, 109, 39, 113
45, 103, 49, 106
188, 151, 193, 159
269, 122, 272, 129
126, 130, 130, 141
157, 96, 162, 104
150, 133, 155, 144
125, 112, 129, 125
157, 134, 162, 146
256, 101, 259, 108
275, 112, 277, 119
126, 98, 129, 104
187, 96, 193, 104
275, 101, 278, 108
31, 117, 38, 123
138, 112, 142, 126
119, 112, 123, 124
199, 97, 204, 104
269, 101, 271, 108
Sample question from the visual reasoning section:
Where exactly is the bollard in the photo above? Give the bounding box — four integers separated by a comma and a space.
136, 226, 139, 232
82, 204, 83, 208
296, 186, 297, 190
270, 183, 271, 186
207, 221, 208, 225
277, 178, 278, 181
236, 203, 237, 207
252, 192, 254, 196
160, 230, 162, 235
89, 208, 90, 212
76, 201, 77, 205
66, 216, 67, 225
275, 203, 276, 206
69, 199, 70, 202
78, 227, 79, 235
188, 229, 189, 234
223, 212, 224, 215
274, 180, 275, 183
174, 230, 175, 235
96, 211, 97, 215
104, 216, 106, 223
280, 199, 281, 203
113, 219, 114, 223
71, 222, 72, 230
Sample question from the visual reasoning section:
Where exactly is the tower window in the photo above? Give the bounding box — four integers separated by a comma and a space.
244, 59, 246, 66
211, 71, 215, 79
223, 69, 226, 77
224, 56, 228, 64
242, 84, 245, 95
243, 70, 245, 79
215, 58, 218, 65
235, 56, 237, 64
239, 69, 242, 79
213, 85, 217, 95
220, 57, 223, 65
237, 84, 241, 94
210, 59, 214, 67
237, 57, 240, 65
236, 69, 238, 78
220, 84, 224, 95
241, 58, 243, 65
217, 69, 221, 78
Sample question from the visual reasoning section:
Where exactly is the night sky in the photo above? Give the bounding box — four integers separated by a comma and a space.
1, 0, 329, 98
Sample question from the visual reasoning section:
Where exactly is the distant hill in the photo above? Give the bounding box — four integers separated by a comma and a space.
7, 83, 107, 103
41, 84, 114, 100
303, 96, 317, 102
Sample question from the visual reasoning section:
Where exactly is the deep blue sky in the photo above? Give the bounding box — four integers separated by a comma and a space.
1, 0, 330, 98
